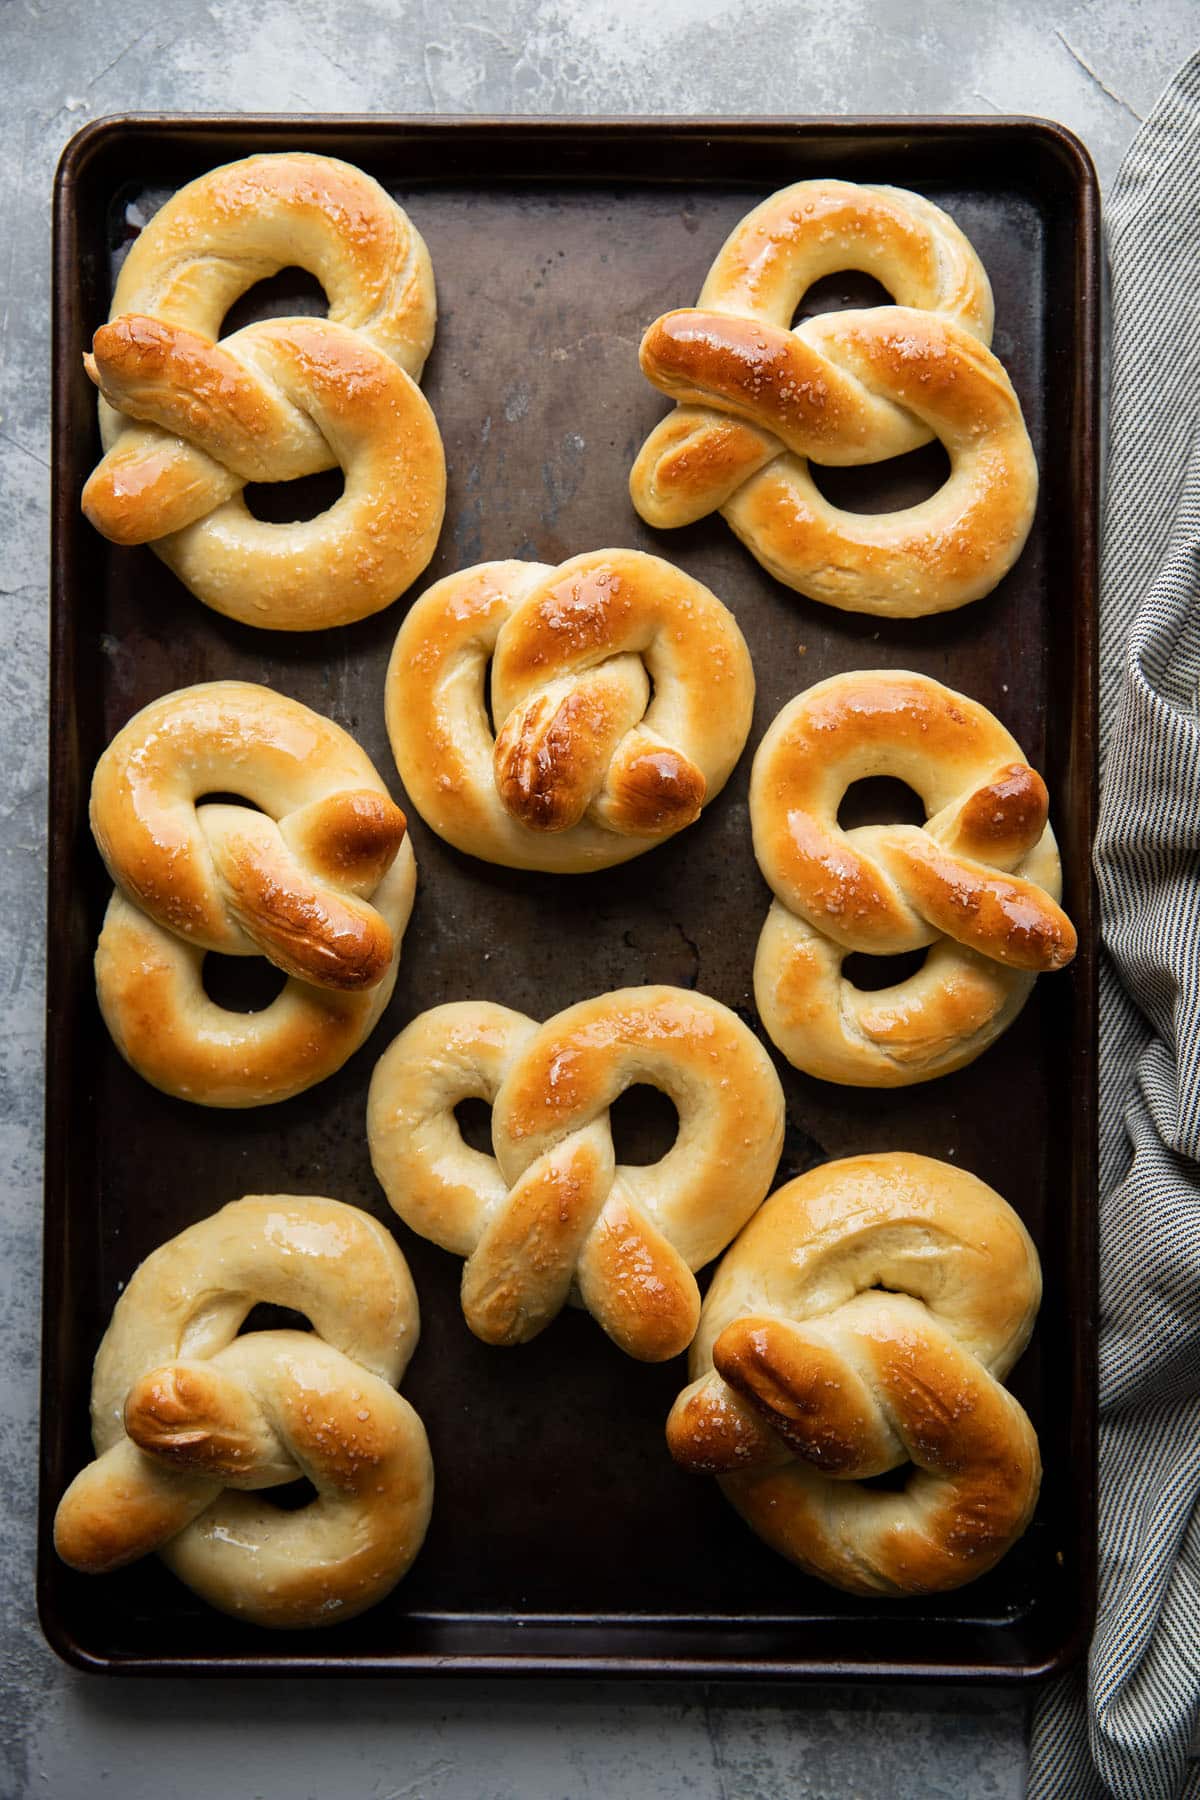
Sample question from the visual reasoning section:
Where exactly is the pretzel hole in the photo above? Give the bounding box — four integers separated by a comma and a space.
609, 1085, 680, 1166
262, 1476, 321, 1512
222, 266, 329, 335
244, 467, 345, 524
842, 948, 928, 992
197, 792, 266, 812
454, 1097, 495, 1156
202, 953, 288, 1013
809, 440, 951, 515
837, 778, 925, 831
482, 667, 498, 739
857, 1464, 911, 1493
239, 1301, 317, 1336
791, 271, 894, 326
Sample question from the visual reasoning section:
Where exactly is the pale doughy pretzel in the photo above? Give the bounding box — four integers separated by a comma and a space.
385, 549, 755, 872
54, 1195, 433, 1629
82, 152, 445, 629
367, 987, 785, 1360
751, 671, 1076, 1086
91, 681, 416, 1107
630, 180, 1037, 617
667, 1154, 1042, 1596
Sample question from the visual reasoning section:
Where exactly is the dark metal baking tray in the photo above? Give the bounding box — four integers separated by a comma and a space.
41, 113, 1099, 1680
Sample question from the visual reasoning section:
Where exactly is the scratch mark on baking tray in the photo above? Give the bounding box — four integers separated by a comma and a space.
622, 920, 700, 988
542, 432, 586, 527
549, 329, 641, 362
454, 471, 484, 565
1054, 30, 1143, 121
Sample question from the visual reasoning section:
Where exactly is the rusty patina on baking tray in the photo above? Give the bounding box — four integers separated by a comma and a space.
42, 114, 1099, 1679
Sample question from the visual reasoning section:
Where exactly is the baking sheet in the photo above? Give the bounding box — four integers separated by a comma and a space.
42, 114, 1099, 1678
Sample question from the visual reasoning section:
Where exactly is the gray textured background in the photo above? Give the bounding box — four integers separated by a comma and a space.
3, 4, 1195, 1797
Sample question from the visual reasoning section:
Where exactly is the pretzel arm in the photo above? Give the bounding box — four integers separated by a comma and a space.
576, 1189, 701, 1363
630, 405, 781, 527
82, 427, 241, 544
712, 1314, 901, 1474
886, 829, 1077, 971
460, 1128, 613, 1346
667, 1367, 797, 1475
86, 315, 327, 480
200, 804, 398, 990
640, 309, 887, 463
54, 1437, 219, 1573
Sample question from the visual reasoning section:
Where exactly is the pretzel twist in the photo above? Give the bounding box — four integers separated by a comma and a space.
91, 681, 416, 1106
385, 550, 755, 872
630, 180, 1038, 617
54, 1196, 434, 1629
750, 671, 1076, 1086
82, 153, 445, 629
667, 1154, 1042, 1595
367, 988, 785, 1360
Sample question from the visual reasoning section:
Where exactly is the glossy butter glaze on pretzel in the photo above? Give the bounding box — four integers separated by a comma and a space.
82, 152, 445, 629
91, 681, 416, 1106
750, 670, 1076, 1086
367, 987, 785, 1360
630, 180, 1037, 617
667, 1154, 1042, 1595
385, 549, 755, 872
54, 1195, 433, 1629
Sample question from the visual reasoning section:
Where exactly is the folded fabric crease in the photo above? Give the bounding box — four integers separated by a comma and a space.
1029, 47, 1200, 1800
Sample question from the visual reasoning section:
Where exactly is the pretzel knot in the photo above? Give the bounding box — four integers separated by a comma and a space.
54, 1196, 434, 1629
630, 180, 1038, 618
91, 681, 416, 1107
81, 152, 445, 629
667, 1155, 1042, 1595
385, 549, 755, 872
750, 671, 1076, 1086
367, 988, 785, 1360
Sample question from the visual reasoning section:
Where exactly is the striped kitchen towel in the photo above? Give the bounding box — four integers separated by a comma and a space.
1028, 48, 1200, 1800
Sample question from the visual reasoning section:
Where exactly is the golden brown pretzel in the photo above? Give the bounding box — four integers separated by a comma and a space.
54, 1196, 434, 1629
367, 988, 785, 1360
82, 153, 445, 629
750, 671, 1076, 1085
667, 1154, 1042, 1595
385, 549, 755, 872
630, 180, 1038, 617
91, 681, 416, 1106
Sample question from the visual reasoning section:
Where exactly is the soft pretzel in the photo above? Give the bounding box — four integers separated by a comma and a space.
367, 987, 785, 1360
667, 1154, 1042, 1595
54, 1195, 433, 1629
91, 681, 416, 1106
385, 549, 755, 872
750, 670, 1076, 1085
630, 180, 1037, 617
82, 152, 445, 629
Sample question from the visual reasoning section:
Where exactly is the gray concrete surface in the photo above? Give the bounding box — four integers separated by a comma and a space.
2, 3, 1195, 1796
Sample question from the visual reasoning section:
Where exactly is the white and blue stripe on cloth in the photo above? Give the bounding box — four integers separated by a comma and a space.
1028, 48, 1200, 1800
